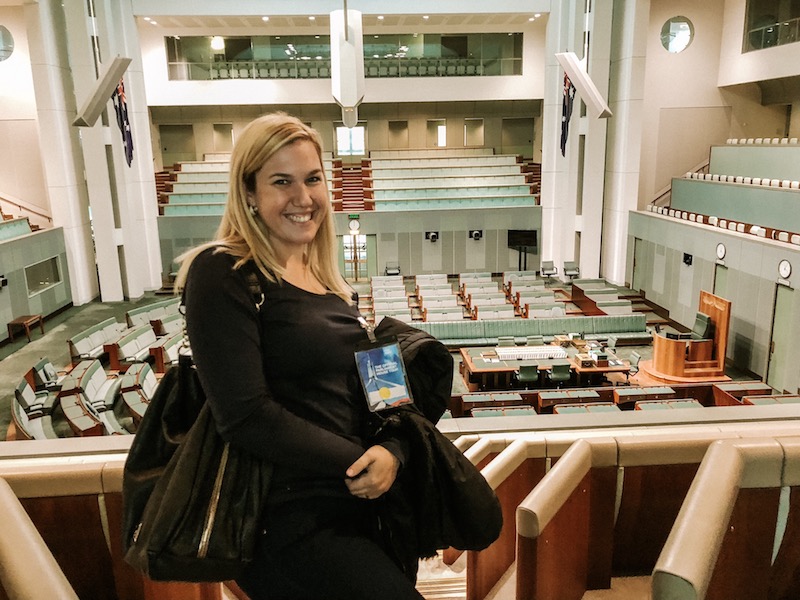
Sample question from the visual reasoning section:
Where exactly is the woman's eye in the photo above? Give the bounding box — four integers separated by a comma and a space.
307, 176, 322, 184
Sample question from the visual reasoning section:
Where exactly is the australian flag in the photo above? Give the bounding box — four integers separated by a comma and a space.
560, 72, 576, 157
111, 78, 134, 167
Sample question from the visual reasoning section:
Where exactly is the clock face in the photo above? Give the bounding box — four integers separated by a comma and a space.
348, 219, 360, 232
716, 243, 726, 260
779, 259, 792, 279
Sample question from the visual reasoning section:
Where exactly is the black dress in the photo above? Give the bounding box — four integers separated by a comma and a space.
184, 249, 421, 600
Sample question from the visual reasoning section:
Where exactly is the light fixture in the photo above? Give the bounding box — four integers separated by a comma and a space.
210, 36, 225, 51
377, 15, 384, 20
422, 15, 429, 20
309, 16, 316, 21
261, 16, 270, 22
143, 17, 151, 21
529, 17, 536, 21
149, 21, 158, 25
534, 13, 541, 17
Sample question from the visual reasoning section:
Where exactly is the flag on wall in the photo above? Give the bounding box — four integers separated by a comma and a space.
111, 78, 134, 166
560, 72, 576, 157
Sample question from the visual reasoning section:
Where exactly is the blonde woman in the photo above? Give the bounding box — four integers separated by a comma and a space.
177, 114, 421, 599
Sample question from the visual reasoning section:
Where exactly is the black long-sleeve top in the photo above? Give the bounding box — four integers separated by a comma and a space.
184, 249, 402, 504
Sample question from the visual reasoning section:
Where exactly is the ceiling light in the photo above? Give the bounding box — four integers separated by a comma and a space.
143, 17, 151, 21
309, 16, 316, 21
210, 36, 225, 51
535, 13, 541, 17
422, 15, 429, 20
377, 15, 384, 20
529, 17, 536, 21
261, 16, 269, 22
150, 21, 158, 25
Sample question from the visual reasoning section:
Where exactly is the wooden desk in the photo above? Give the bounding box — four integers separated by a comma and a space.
572, 356, 630, 386
459, 347, 569, 391
7, 314, 44, 342
459, 346, 628, 392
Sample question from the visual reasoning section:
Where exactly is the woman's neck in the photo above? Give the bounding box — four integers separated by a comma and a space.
281, 254, 326, 294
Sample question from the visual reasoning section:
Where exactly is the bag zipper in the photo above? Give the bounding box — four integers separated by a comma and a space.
198, 442, 230, 558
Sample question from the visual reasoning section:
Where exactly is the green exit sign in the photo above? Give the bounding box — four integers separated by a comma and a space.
348, 214, 360, 220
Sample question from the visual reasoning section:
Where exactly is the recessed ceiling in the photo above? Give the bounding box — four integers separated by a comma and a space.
137, 13, 539, 30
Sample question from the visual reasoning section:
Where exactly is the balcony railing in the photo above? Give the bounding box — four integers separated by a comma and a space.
167, 56, 522, 81
746, 16, 800, 51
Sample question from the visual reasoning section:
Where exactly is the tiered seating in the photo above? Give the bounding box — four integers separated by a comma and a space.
118, 361, 159, 426
370, 275, 413, 322
105, 324, 158, 371
126, 296, 181, 327
12, 379, 58, 439
414, 313, 649, 348
726, 137, 799, 144
366, 152, 537, 211
148, 330, 184, 373
158, 156, 335, 216
57, 359, 127, 434
655, 140, 800, 243
67, 317, 127, 365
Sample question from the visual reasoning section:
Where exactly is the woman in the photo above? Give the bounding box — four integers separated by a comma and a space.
175, 113, 422, 600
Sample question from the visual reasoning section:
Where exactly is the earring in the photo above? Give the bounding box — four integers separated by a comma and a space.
248, 204, 258, 217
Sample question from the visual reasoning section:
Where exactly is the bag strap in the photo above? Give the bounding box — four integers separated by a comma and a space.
243, 267, 265, 313
178, 261, 265, 355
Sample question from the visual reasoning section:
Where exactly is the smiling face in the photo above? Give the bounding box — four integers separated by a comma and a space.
246, 139, 329, 264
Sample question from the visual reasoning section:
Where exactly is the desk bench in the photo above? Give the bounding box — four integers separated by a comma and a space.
7, 314, 44, 342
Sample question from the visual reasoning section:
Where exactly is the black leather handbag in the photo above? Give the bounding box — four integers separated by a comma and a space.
121, 355, 272, 582
122, 266, 271, 582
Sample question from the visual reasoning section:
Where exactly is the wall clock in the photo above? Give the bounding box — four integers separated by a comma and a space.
715, 243, 726, 260
779, 259, 792, 279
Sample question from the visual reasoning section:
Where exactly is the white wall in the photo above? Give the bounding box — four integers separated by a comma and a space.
137, 18, 547, 107
638, 0, 787, 205
0, 6, 48, 214
718, 0, 800, 87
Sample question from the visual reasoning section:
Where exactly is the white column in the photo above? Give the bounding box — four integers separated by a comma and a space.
62, 0, 124, 301
602, 0, 649, 285
540, 0, 579, 279
97, 0, 162, 295
542, 0, 612, 281
579, 1, 612, 280
24, 0, 98, 305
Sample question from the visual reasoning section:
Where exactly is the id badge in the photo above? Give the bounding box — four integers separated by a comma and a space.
354, 337, 414, 412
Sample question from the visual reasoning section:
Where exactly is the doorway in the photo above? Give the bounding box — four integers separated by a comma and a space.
713, 264, 728, 298
340, 234, 377, 281
766, 283, 794, 392
159, 124, 195, 166
632, 238, 646, 292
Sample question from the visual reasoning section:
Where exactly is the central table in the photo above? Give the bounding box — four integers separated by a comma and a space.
459, 346, 630, 392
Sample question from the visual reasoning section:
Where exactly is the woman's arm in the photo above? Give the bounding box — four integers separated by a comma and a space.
184, 250, 364, 477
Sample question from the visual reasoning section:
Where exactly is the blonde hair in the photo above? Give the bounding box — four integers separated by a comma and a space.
174, 113, 352, 303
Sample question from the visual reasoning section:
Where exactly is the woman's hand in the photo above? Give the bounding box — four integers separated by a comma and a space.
345, 445, 400, 500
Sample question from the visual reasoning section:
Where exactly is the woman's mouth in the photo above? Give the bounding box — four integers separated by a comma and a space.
285, 213, 312, 223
